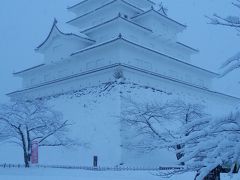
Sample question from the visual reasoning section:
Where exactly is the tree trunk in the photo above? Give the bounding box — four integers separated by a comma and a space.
19, 128, 30, 168
203, 166, 221, 180
26, 126, 31, 165
23, 151, 30, 168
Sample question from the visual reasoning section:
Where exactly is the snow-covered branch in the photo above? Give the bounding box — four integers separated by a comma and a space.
207, 0, 240, 76
0, 98, 76, 167
179, 112, 240, 179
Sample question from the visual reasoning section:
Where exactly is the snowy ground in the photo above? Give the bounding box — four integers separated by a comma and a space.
0, 168, 239, 180
0, 168, 194, 180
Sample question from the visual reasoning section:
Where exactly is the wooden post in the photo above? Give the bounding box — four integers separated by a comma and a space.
93, 156, 98, 167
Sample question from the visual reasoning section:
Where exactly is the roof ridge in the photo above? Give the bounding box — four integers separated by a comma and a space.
67, 0, 143, 24
81, 14, 152, 33
67, 0, 156, 10
132, 8, 186, 28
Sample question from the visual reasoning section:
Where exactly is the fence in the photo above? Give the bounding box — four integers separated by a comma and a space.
0, 163, 183, 171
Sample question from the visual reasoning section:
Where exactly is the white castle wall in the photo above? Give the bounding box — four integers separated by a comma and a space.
8, 66, 238, 167
118, 43, 212, 88
43, 35, 93, 64
14, 65, 237, 115
123, 68, 237, 113
132, 14, 181, 40
22, 42, 119, 89
21, 40, 211, 92
44, 85, 122, 167
22, 42, 197, 91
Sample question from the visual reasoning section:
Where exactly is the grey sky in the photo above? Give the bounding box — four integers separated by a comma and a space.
0, 0, 239, 102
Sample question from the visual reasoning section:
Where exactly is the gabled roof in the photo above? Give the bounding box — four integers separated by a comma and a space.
81, 14, 152, 33
67, 0, 144, 24
132, 8, 186, 29
71, 34, 218, 76
35, 19, 95, 52
67, 0, 155, 10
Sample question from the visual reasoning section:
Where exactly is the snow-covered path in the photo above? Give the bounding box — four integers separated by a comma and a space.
0, 168, 239, 180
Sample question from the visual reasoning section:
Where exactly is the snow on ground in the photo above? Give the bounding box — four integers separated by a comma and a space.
0, 168, 239, 180
0, 168, 194, 180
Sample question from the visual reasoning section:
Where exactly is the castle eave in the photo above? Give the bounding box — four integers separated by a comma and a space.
176, 42, 199, 53
132, 9, 187, 30
71, 35, 218, 77
67, 0, 155, 11
7, 63, 239, 102
81, 15, 153, 34
13, 64, 45, 76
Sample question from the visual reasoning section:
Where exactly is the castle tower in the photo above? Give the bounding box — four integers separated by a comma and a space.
7, 0, 239, 167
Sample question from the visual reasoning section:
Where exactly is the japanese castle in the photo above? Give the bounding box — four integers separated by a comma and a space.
7, 0, 240, 167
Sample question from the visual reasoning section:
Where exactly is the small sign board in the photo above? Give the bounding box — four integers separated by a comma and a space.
31, 141, 39, 164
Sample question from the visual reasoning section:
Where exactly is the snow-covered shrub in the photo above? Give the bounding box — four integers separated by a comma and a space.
179, 112, 240, 179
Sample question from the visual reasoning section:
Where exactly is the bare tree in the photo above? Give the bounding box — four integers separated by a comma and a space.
207, 0, 240, 76
168, 101, 206, 162
121, 98, 206, 163
208, 1, 240, 29
0, 99, 75, 167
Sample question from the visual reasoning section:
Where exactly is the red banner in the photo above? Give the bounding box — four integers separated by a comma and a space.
31, 141, 39, 164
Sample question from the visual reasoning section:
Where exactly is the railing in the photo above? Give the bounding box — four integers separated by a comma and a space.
0, 163, 183, 171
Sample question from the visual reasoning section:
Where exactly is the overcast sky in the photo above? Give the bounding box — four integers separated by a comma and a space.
0, 0, 239, 102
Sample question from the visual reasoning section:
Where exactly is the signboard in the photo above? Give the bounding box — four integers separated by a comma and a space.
93, 156, 98, 167
31, 141, 39, 164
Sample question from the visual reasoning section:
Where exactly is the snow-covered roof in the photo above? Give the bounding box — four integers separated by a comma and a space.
7, 63, 240, 102
81, 14, 152, 33
132, 8, 186, 29
80, 14, 197, 54
71, 34, 216, 76
35, 19, 95, 52
67, 0, 144, 25
67, 0, 156, 10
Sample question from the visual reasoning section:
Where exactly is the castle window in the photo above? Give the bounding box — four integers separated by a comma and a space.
86, 62, 95, 70
96, 59, 104, 67
30, 78, 36, 85
198, 79, 205, 87
44, 73, 51, 81
169, 70, 178, 79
